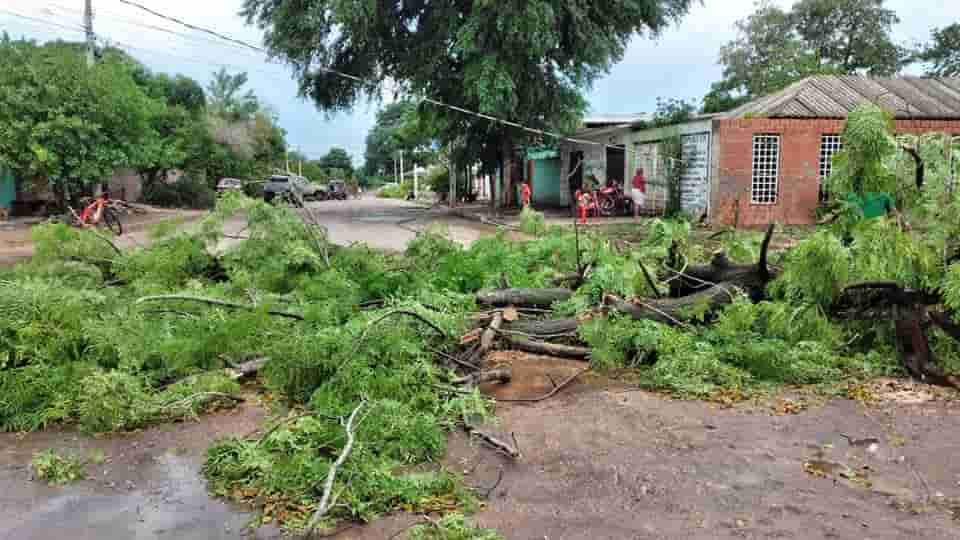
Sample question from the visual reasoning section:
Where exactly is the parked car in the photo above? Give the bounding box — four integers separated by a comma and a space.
327, 180, 349, 201
216, 178, 244, 194
262, 175, 322, 206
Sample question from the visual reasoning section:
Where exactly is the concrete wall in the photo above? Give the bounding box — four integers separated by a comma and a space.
712, 118, 960, 227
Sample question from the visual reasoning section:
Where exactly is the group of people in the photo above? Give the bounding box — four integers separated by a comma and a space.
568, 168, 648, 224
520, 167, 648, 224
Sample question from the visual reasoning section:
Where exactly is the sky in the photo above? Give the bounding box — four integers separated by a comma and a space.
2, 0, 958, 167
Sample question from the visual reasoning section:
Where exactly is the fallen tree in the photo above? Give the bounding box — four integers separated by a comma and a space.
669, 224, 776, 299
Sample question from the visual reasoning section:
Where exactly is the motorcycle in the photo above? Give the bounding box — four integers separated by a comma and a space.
596, 181, 633, 217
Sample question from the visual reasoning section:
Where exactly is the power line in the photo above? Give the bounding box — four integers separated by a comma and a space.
0, 8, 87, 34
112, 0, 613, 149
43, 1, 263, 57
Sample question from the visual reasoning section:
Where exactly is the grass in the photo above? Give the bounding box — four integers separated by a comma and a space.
31, 450, 87, 485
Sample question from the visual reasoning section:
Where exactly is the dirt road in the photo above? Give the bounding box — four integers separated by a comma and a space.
2, 198, 959, 540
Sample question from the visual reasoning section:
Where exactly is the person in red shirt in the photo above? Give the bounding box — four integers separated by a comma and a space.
520, 181, 532, 209
631, 168, 646, 221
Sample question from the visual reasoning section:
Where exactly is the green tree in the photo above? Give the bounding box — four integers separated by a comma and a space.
242, 0, 695, 199
790, 0, 904, 74
0, 39, 154, 205
207, 68, 260, 121
919, 23, 960, 77
318, 147, 354, 177
703, 0, 907, 113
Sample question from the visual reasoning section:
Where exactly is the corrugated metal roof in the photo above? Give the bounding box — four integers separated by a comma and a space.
726, 76, 960, 119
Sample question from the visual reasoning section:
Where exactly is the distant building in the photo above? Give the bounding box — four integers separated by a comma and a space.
559, 76, 960, 226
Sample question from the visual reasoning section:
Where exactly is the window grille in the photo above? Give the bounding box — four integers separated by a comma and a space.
751, 135, 780, 204
819, 135, 842, 202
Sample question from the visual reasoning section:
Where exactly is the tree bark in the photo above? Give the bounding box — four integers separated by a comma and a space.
506, 317, 581, 338
507, 337, 591, 360
604, 283, 742, 325
670, 224, 776, 300
476, 288, 574, 309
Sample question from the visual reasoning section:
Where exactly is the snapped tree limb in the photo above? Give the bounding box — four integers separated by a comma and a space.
476, 288, 573, 308
304, 401, 367, 538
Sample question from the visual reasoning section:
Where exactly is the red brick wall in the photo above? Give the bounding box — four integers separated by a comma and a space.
711, 118, 960, 227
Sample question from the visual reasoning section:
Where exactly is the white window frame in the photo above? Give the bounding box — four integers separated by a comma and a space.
751, 134, 780, 205
818, 134, 843, 202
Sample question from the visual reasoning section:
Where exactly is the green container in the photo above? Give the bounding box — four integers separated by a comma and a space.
846, 192, 894, 219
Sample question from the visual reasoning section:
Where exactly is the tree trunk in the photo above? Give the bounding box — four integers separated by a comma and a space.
604, 283, 742, 325
670, 224, 776, 300
507, 336, 591, 360
506, 317, 581, 338
476, 288, 574, 309
502, 133, 514, 208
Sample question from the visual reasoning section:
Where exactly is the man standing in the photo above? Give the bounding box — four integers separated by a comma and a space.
631, 168, 646, 221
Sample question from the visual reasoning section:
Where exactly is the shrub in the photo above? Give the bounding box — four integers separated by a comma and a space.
31, 450, 87, 485
143, 175, 216, 209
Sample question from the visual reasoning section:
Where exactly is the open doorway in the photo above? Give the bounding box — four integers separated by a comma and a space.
568, 150, 584, 211
606, 145, 625, 187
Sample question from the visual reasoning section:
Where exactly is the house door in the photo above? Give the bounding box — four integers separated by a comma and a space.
679, 133, 711, 216
606, 146, 625, 186
0, 168, 15, 211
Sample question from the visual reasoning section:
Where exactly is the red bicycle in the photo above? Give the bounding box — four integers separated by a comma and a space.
63, 192, 124, 235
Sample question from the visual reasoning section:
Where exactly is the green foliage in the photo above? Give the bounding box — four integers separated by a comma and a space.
919, 23, 960, 77
0, 39, 154, 201
317, 147, 354, 178
207, 68, 260, 122
244, 0, 695, 182
519, 207, 547, 236
703, 0, 905, 112
945, 264, 960, 313
771, 230, 850, 307
408, 514, 505, 540
378, 181, 413, 200
828, 103, 898, 197
142, 175, 217, 209
31, 450, 87, 485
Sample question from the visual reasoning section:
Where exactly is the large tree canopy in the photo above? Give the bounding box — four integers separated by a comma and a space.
242, 0, 694, 172
920, 23, 960, 77
703, 0, 907, 113
0, 38, 154, 200
317, 147, 353, 175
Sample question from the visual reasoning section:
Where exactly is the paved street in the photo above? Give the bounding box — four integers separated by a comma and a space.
299, 196, 513, 250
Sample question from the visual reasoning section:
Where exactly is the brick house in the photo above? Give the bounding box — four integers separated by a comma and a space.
559, 76, 960, 226
710, 76, 960, 227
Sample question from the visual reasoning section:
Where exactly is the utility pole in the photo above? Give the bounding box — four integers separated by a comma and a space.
399, 149, 405, 189
84, 0, 95, 67
413, 164, 419, 200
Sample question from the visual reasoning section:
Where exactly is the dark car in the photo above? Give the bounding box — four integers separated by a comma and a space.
262, 175, 322, 206
327, 180, 349, 201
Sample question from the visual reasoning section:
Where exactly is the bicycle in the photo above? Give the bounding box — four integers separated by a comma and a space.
62, 192, 124, 235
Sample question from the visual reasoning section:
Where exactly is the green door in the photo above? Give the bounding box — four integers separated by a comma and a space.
532, 158, 563, 207
0, 168, 15, 211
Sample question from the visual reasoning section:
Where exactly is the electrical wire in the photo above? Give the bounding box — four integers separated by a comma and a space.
43, 1, 264, 57
0, 8, 88, 34
113, 0, 654, 160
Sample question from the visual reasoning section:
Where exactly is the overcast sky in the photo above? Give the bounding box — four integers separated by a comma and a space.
2, 0, 958, 166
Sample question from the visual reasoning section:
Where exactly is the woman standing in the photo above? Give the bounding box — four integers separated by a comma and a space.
631, 168, 646, 222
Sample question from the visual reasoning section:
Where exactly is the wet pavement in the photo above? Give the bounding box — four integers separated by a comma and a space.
0, 398, 280, 540
300, 197, 519, 250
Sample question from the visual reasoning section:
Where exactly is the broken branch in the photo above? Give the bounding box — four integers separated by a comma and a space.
136, 295, 305, 321
358, 310, 449, 341
304, 401, 367, 538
